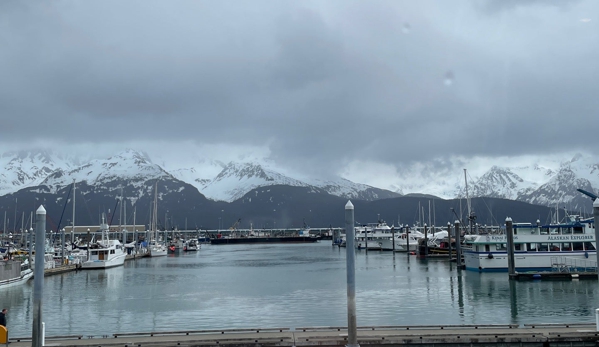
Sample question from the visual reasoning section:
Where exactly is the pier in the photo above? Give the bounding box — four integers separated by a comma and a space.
7, 323, 599, 346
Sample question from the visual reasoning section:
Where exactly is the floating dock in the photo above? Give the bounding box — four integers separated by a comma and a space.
510, 272, 598, 280
8, 323, 599, 347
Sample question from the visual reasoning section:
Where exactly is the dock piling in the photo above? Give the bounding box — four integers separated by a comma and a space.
424, 224, 428, 258
447, 222, 452, 264
506, 217, 515, 276
454, 220, 462, 268
344, 201, 359, 347
32, 205, 46, 347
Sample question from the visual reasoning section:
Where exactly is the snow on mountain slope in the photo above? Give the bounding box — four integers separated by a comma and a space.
200, 162, 308, 202
37, 149, 171, 195
459, 154, 598, 209
0, 150, 76, 196
2, 149, 598, 208
459, 166, 540, 200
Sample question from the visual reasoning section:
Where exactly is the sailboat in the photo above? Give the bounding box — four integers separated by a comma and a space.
148, 182, 167, 257
81, 214, 126, 269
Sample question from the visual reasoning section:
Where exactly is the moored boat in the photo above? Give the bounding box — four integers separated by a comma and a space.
463, 216, 596, 272
81, 216, 126, 269
0, 259, 33, 289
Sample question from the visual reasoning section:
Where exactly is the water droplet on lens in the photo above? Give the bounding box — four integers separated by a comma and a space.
444, 71, 454, 86
402, 23, 411, 34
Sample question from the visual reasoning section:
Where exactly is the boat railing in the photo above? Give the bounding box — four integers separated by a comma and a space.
550, 256, 597, 273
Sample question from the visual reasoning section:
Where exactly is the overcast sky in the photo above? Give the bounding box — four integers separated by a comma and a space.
1, 0, 597, 190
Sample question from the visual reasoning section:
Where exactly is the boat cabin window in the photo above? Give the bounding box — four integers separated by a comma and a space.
573, 226, 584, 234
515, 244, 522, 251
539, 243, 549, 251
562, 243, 572, 251
584, 242, 595, 251
527, 243, 537, 251
562, 227, 572, 234
110, 250, 115, 254
573, 242, 584, 251
550, 243, 560, 251
484, 245, 490, 252
91, 251, 98, 255
495, 243, 506, 251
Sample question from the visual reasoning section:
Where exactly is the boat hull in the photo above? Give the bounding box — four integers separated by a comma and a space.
464, 251, 597, 272
211, 236, 318, 244
0, 269, 33, 289
81, 254, 126, 269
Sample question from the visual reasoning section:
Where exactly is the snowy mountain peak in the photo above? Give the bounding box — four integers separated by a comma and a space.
110, 149, 152, 164
0, 149, 76, 196
38, 151, 171, 194
201, 162, 307, 202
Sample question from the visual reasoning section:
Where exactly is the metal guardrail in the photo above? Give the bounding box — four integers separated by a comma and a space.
112, 327, 291, 338
12, 323, 594, 342
551, 256, 597, 273
291, 324, 520, 332
523, 323, 596, 329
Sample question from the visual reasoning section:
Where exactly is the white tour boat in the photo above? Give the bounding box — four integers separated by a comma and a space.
463, 216, 596, 272
81, 217, 126, 269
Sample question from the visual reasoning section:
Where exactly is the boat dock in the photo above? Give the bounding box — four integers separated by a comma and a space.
7, 323, 599, 347
510, 272, 598, 280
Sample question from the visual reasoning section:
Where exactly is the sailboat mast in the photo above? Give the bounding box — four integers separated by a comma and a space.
464, 169, 471, 218
464, 168, 472, 233
123, 193, 127, 244
153, 181, 158, 241
72, 180, 76, 244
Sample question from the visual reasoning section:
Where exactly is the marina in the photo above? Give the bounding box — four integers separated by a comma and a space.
5, 242, 599, 340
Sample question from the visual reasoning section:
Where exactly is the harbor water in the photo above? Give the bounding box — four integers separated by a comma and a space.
4, 242, 599, 337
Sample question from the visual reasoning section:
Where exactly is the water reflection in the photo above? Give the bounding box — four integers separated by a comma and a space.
5, 243, 599, 337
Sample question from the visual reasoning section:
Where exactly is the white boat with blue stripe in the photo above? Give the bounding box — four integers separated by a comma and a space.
463, 216, 596, 272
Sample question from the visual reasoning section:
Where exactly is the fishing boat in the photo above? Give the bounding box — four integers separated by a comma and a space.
0, 259, 33, 289
463, 216, 596, 272
81, 216, 126, 269
183, 239, 199, 251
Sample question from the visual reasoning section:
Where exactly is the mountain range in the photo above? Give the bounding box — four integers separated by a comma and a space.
0, 149, 597, 231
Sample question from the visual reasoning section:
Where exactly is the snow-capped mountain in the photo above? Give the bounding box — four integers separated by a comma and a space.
457, 166, 546, 200
1, 149, 598, 211
32, 149, 182, 206
459, 154, 599, 210
195, 162, 398, 202
0, 150, 77, 196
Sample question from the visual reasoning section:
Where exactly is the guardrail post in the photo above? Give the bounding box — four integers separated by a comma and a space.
345, 201, 359, 347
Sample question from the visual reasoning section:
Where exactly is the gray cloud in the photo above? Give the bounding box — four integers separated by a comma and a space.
1, 0, 597, 181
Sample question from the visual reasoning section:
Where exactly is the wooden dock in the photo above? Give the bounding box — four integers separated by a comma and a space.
8, 323, 599, 347
43, 264, 80, 276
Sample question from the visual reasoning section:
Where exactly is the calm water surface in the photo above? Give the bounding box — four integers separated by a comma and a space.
5, 242, 599, 337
